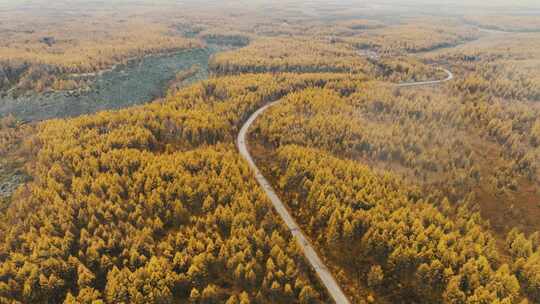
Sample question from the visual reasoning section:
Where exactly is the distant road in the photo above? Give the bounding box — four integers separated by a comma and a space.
237, 66, 454, 304
477, 27, 514, 35
397, 68, 453, 87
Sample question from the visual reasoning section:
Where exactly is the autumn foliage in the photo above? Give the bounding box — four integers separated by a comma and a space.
1, 4, 540, 303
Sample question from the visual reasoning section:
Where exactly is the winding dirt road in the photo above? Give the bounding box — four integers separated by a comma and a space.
397, 68, 453, 87
237, 102, 351, 304
237, 68, 453, 304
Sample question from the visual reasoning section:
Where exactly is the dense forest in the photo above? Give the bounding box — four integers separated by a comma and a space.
251, 80, 540, 230
342, 18, 480, 54
249, 80, 540, 302
0, 74, 357, 303
260, 145, 523, 303
210, 37, 447, 83
1, 1, 540, 303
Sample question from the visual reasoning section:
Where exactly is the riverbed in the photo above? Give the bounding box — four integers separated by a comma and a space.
0, 46, 218, 122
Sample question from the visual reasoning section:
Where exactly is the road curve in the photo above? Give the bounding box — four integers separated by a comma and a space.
237, 68, 454, 304
397, 68, 453, 87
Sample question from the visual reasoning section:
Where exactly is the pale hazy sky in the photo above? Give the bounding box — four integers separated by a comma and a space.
404, 0, 539, 8
1, 0, 538, 5
330, 0, 540, 9
1, 0, 539, 12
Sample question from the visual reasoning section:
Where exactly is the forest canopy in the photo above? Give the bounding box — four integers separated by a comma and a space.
1, 1, 540, 303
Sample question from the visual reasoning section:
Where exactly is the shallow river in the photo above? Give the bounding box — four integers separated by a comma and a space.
0, 46, 217, 121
